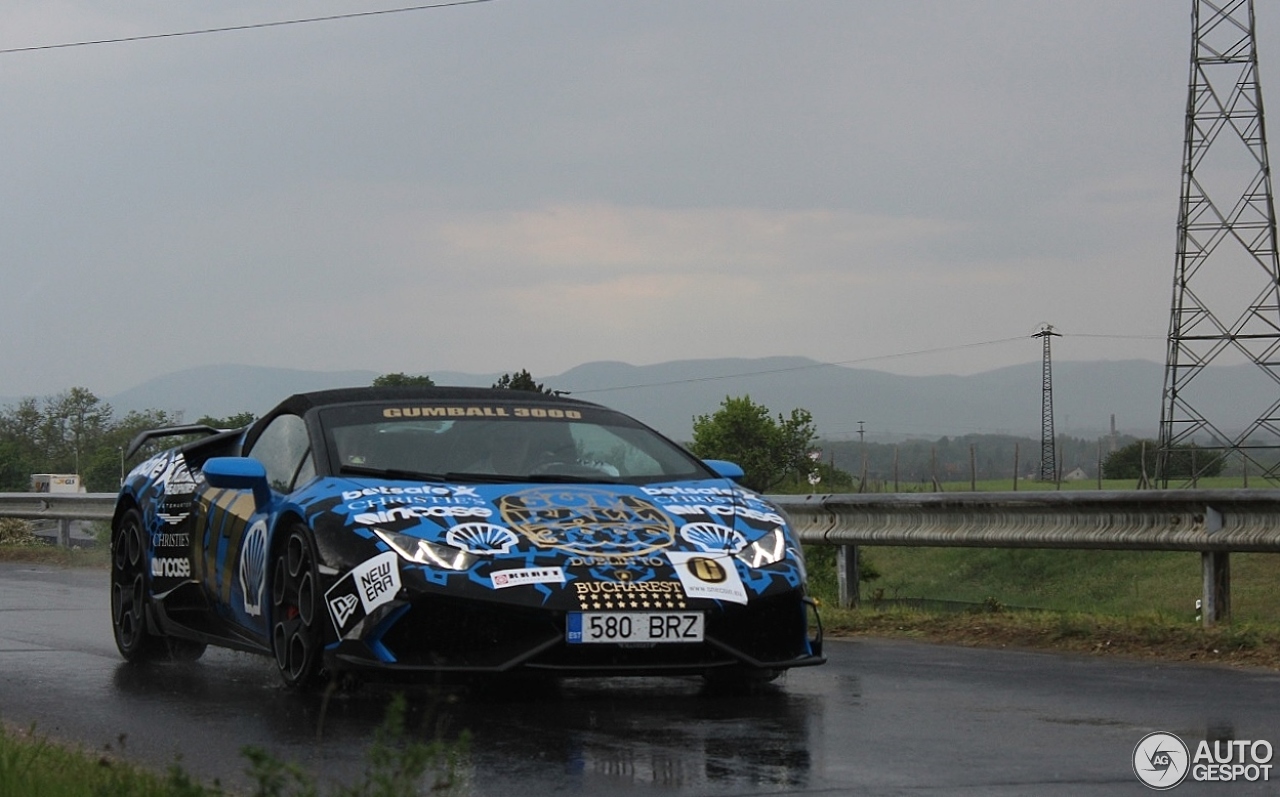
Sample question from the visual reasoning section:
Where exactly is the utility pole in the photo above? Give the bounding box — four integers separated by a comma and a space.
1159, 0, 1280, 486
1033, 324, 1061, 484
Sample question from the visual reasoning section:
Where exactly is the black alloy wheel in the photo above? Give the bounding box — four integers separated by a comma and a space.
110, 509, 162, 661
111, 508, 208, 663
271, 524, 327, 689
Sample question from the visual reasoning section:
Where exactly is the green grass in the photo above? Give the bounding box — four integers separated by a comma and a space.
0, 723, 212, 797
809, 545, 1280, 624
799, 477, 1280, 623
0, 694, 469, 797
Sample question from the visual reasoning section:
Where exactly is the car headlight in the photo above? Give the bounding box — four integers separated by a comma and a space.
737, 528, 789, 568
373, 528, 477, 570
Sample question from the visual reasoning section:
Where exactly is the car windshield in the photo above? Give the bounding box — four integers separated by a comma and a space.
318, 400, 713, 485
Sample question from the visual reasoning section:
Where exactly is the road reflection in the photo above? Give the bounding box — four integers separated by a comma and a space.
109, 656, 823, 794
471, 677, 818, 791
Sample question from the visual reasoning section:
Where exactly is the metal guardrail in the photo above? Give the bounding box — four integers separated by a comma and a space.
0, 493, 116, 522
768, 490, 1280, 552
0, 493, 115, 547
4, 490, 1277, 626
770, 489, 1280, 626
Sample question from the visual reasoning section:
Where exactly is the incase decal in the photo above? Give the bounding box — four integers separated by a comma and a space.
352, 505, 491, 526
151, 557, 191, 578
325, 552, 402, 637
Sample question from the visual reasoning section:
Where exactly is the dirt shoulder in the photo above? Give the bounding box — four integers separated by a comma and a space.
821, 608, 1280, 671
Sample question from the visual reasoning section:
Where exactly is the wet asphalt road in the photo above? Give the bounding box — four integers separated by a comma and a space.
2, 562, 1279, 795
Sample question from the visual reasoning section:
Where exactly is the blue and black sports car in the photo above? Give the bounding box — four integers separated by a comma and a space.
110, 387, 824, 688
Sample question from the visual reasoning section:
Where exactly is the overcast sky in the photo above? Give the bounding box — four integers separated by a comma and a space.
0, 0, 1269, 398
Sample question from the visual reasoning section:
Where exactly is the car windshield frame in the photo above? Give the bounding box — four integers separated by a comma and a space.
315, 399, 716, 485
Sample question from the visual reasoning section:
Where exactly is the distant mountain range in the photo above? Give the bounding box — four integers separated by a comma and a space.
3, 357, 1275, 442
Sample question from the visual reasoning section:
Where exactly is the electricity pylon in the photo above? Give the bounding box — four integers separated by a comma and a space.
1034, 324, 1061, 483
1158, 0, 1280, 486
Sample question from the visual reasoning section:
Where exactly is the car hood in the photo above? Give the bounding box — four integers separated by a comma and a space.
305, 475, 793, 560
299, 475, 807, 624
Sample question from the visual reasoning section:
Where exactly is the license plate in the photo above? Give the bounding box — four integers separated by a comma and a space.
566, 612, 704, 644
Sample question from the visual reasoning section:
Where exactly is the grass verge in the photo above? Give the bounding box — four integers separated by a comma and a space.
0, 693, 469, 797
818, 604, 1280, 670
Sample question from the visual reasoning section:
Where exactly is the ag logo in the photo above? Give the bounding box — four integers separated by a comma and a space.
688, 556, 727, 583
1133, 732, 1189, 790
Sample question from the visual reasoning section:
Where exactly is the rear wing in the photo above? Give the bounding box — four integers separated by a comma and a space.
125, 424, 226, 459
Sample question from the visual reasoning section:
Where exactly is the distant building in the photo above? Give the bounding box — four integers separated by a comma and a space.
30, 474, 84, 493
1062, 467, 1089, 482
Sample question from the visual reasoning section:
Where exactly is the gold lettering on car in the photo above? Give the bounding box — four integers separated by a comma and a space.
688, 556, 727, 583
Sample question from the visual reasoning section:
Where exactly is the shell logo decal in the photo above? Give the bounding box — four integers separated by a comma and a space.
446, 523, 519, 554
680, 522, 747, 553
239, 521, 268, 617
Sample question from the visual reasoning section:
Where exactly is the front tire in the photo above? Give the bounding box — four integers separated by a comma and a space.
271, 524, 327, 689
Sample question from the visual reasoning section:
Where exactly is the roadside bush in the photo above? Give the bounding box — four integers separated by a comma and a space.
0, 519, 37, 545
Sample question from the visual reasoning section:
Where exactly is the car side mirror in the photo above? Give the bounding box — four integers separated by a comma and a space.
702, 459, 746, 483
203, 457, 272, 509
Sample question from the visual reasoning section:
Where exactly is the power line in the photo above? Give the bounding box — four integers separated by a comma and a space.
0, 0, 495, 55
567, 336, 1031, 395
563, 330, 1161, 397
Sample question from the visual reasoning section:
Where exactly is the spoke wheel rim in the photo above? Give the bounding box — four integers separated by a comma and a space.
272, 528, 319, 685
111, 517, 147, 652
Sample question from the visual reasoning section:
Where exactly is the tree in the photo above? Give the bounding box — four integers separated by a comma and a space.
0, 398, 42, 480
0, 439, 35, 491
1102, 439, 1225, 480
688, 395, 817, 492
83, 408, 185, 491
372, 372, 435, 387
492, 369, 552, 393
